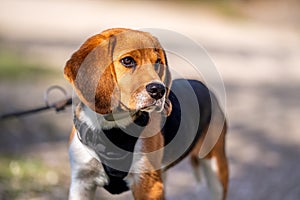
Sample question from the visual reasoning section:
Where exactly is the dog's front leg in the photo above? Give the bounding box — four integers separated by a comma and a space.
129, 131, 165, 200
68, 129, 108, 200
131, 168, 164, 200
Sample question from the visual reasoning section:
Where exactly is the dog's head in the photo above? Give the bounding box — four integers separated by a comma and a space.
64, 28, 172, 116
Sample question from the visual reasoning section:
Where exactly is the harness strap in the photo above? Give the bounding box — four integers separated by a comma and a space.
73, 111, 149, 194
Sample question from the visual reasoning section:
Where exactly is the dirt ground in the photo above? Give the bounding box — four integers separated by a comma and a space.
0, 0, 300, 199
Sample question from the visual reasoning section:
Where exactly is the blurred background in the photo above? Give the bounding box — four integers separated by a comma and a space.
0, 0, 299, 199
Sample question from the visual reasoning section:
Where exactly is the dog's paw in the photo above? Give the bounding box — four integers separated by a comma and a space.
94, 172, 109, 186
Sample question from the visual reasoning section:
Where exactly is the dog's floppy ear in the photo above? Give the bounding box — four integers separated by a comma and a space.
162, 49, 172, 96
159, 49, 172, 116
64, 30, 123, 114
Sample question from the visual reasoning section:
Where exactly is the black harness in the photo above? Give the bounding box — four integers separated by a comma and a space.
73, 79, 212, 195
74, 111, 149, 194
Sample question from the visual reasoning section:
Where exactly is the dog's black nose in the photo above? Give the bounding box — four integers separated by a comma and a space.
146, 82, 166, 100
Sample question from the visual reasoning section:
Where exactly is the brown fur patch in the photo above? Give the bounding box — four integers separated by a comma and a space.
69, 127, 76, 144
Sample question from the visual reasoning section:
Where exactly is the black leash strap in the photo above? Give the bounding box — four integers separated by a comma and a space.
0, 85, 72, 120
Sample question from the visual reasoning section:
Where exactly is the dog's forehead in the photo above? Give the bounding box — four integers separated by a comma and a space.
113, 31, 161, 56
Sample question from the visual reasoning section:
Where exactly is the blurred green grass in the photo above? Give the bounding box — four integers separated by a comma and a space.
211, 1, 244, 18
0, 50, 68, 199
0, 155, 61, 199
175, 0, 245, 19
0, 51, 59, 80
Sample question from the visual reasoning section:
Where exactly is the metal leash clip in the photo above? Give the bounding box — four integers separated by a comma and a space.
44, 85, 72, 112
0, 85, 72, 120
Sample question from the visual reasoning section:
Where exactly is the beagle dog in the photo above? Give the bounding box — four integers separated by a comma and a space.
64, 28, 228, 200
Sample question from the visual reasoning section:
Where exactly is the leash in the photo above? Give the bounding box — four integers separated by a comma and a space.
0, 85, 72, 120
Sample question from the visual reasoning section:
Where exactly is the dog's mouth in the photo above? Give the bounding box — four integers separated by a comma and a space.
103, 109, 137, 121
103, 99, 162, 121
140, 98, 165, 113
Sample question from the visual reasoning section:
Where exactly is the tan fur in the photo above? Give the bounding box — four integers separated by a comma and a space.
190, 122, 228, 200
68, 127, 76, 144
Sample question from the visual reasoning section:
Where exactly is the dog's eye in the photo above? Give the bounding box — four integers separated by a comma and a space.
120, 56, 136, 68
154, 59, 162, 71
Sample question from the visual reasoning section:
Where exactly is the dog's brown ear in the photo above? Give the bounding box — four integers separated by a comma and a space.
64, 30, 123, 114
64, 35, 103, 83
160, 49, 172, 116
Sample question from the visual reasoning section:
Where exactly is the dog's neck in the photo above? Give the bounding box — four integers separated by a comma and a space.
77, 103, 139, 130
